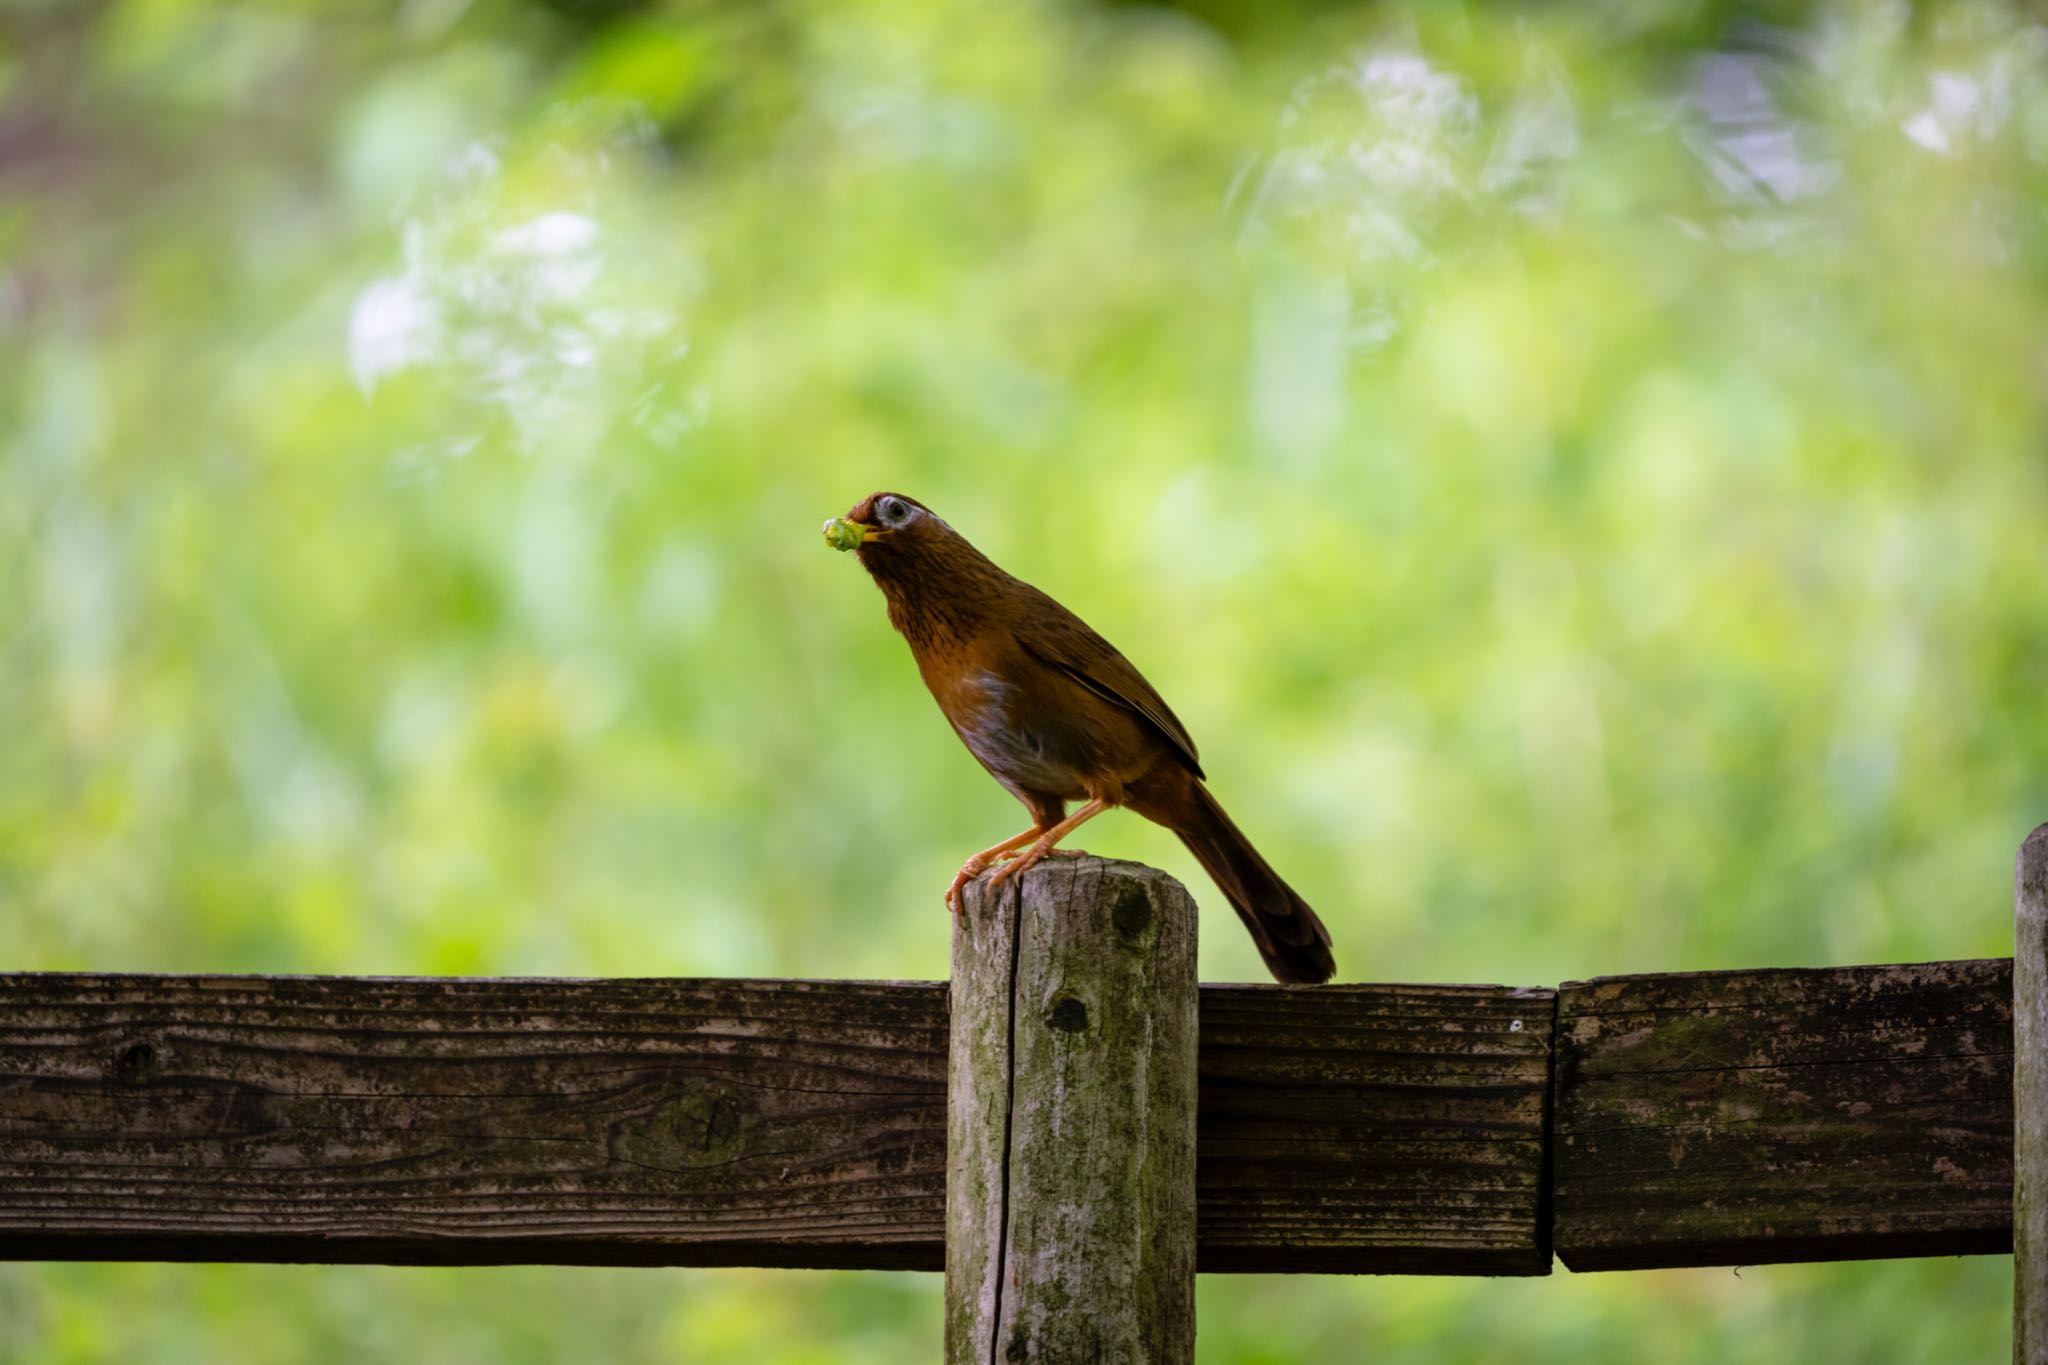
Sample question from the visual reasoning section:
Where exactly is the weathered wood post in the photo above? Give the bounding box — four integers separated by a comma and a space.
946, 854, 1199, 1364
2017, 823, 2048, 1363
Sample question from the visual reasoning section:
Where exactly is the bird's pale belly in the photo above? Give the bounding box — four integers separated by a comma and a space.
949, 670, 1089, 800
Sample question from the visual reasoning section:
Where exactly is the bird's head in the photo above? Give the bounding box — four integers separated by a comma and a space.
823, 491, 944, 563
824, 491, 1005, 620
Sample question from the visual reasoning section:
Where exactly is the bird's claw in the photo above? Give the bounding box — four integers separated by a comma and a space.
987, 840, 1090, 891
984, 858, 1028, 892
945, 853, 1004, 915
945, 862, 983, 916
946, 842, 1088, 913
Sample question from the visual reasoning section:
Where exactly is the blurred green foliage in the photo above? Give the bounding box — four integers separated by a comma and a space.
3, 0, 2044, 1359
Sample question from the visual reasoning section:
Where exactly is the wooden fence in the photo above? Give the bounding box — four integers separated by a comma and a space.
2, 834, 2040, 1361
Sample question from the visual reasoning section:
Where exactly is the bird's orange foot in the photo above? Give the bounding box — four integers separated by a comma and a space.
944, 826, 1053, 914
986, 839, 1086, 891
985, 799, 1111, 894
950, 844, 1088, 910
983, 853, 1033, 892
945, 858, 992, 916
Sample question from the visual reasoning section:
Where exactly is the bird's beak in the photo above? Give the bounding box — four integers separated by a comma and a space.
823, 517, 885, 552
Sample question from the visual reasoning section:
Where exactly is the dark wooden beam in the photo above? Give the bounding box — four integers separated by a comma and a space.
1197, 981, 1552, 1275
1552, 958, 2013, 1271
0, 959, 2012, 1275
0, 974, 952, 1271
0, 970, 1553, 1274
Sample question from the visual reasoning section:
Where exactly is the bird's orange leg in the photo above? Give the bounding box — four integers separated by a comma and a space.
986, 799, 1109, 893
946, 826, 1045, 915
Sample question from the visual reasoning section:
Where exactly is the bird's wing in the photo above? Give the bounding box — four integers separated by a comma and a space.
1013, 588, 1205, 778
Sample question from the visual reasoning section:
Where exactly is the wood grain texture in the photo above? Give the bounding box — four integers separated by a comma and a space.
8, 945, 2012, 1276
2015, 824, 2048, 1364
947, 856, 1197, 1364
0, 973, 951, 1268
0, 964, 1553, 1274
1554, 959, 2013, 1272
1198, 981, 1554, 1275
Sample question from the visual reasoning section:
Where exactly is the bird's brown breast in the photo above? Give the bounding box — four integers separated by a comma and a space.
923, 638, 1155, 806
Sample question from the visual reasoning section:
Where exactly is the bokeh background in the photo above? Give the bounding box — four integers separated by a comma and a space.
3, 0, 2045, 1359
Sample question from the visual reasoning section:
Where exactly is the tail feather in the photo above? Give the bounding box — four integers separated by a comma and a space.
1171, 783, 1335, 985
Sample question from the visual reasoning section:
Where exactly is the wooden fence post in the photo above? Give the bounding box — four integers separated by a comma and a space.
2016, 823, 2048, 1363
946, 855, 1199, 1364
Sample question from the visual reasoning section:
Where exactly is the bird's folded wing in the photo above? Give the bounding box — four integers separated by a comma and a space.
1015, 597, 1204, 778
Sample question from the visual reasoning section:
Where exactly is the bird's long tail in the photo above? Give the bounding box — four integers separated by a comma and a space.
1169, 782, 1335, 985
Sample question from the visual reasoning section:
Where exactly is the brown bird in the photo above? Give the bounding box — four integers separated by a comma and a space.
825, 491, 1335, 985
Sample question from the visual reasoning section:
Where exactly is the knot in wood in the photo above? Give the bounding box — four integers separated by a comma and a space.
610, 1076, 752, 1174
1110, 885, 1153, 943
115, 1041, 157, 1085
1045, 997, 1089, 1034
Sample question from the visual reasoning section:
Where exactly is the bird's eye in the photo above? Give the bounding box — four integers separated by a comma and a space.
879, 497, 911, 525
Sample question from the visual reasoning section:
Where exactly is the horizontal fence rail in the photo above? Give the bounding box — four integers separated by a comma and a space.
1554, 959, 2012, 1270
0, 960, 2013, 1275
